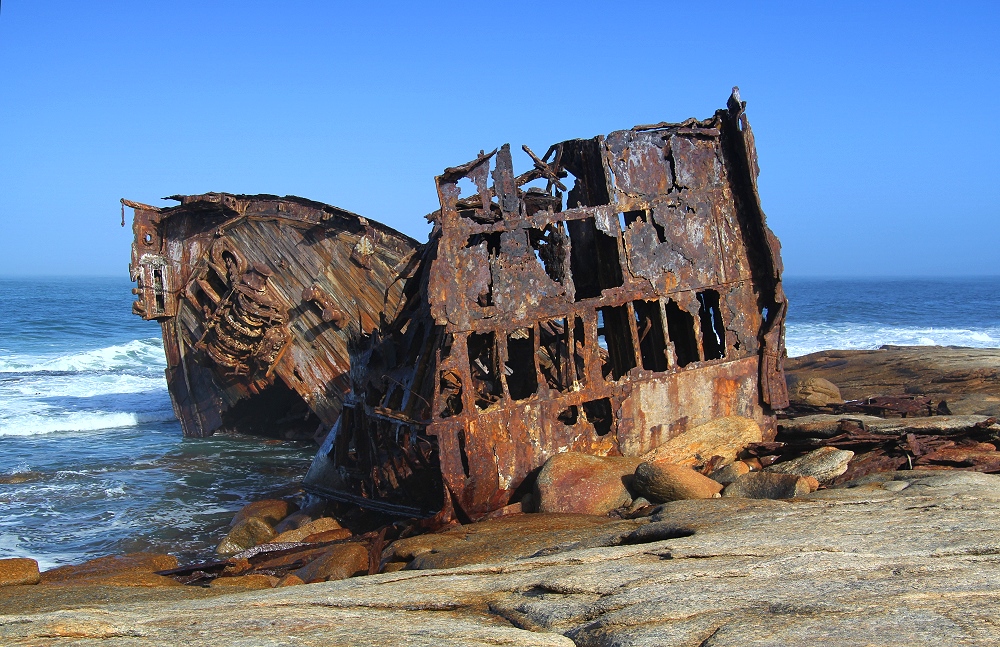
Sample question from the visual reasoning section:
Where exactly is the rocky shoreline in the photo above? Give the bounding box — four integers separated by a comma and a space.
4, 345, 1000, 645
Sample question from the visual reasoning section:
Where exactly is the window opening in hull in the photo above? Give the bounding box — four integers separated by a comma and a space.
697, 290, 727, 360
528, 223, 568, 284
505, 327, 537, 401
557, 405, 578, 425
438, 333, 463, 418
583, 398, 613, 436
664, 299, 700, 367
573, 316, 587, 385
597, 305, 636, 380
569, 218, 623, 301
539, 318, 571, 392
468, 332, 502, 410
633, 300, 669, 371
458, 428, 471, 477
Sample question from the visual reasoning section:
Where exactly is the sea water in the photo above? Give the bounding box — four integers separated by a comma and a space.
0, 278, 314, 569
1, 276, 999, 569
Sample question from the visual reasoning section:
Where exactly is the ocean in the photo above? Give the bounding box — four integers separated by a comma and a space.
2, 275, 999, 569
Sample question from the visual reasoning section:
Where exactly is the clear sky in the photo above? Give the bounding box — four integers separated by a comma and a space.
0, 1, 997, 277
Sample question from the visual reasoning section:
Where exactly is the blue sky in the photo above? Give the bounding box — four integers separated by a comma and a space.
0, 1, 997, 277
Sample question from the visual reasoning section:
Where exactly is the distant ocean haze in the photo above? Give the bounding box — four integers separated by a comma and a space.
1, 276, 998, 567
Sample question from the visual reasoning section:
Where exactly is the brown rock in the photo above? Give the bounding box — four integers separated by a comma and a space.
41, 553, 178, 584
221, 558, 251, 576
292, 543, 370, 583
276, 574, 305, 587
269, 517, 342, 544
0, 558, 40, 586
209, 574, 276, 589
534, 452, 643, 515
216, 518, 276, 556
709, 461, 752, 485
230, 499, 297, 528
722, 472, 814, 499
765, 447, 854, 484
787, 375, 844, 407
57, 572, 182, 588
302, 528, 353, 543
0, 471, 44, 485
802, 476, 820, 492
632, 461, 723, 502
272, 501, 333, 534
640, 416, 763, 468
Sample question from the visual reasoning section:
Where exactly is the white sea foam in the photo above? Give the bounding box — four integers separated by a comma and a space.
0, 410, 178, 437
785, 323, 1000, 357
0, 338, 166, 373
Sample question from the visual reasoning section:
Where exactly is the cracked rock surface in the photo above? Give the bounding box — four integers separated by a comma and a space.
3, 471, 1000, 646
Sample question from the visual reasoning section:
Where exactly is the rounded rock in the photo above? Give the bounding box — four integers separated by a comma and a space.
217, 517, 276, 556
0, 558, 40, 586
292, 543, 370, 584
787, 376, 844, 407
633, 461, 723, 502
764, 447, 854, 484
270, 516, 342, 544
41, 553, 178, 585
230, 499, 297, 528
722, 472, 814, 499
709, 461, 752, 485
640, 416, 763, 468
534, 452, 642, 515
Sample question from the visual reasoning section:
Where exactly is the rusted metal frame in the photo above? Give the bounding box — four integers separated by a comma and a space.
715, 90, 788, 410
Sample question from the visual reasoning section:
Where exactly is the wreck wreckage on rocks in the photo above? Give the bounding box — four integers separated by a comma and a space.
128, 88, 788, 521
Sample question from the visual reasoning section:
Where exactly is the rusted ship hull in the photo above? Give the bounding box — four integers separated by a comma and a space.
303, 89, 789, 520
128, 193, 419, 440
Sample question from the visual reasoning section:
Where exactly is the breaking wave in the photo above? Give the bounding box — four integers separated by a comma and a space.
0, 338, 165, 374
785, 323, 1000, 357
0, 410, 178, 437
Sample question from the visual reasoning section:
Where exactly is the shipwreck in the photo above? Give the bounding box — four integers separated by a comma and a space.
127, 193, 420, 439
128, 88, 788, 521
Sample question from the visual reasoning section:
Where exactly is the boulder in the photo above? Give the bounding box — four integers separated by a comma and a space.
230, 499, 297, 528
0, 558, 40, 586
534, 452, 643, 515
41, 553, 178, 585
40, 554, 168, 582
786, 375, 844, 406
216, 518, 276, 556
709, 461, 752, 485
722, 472, 814, 499
632, 461, 723, 502
269, 516, 342, 544
292, 543, 370, 584
302, 528, 353, 543
640, 416, 762, 468
276, 574, 305, 587
765, 447, 854, 483
0, 471, 44, 485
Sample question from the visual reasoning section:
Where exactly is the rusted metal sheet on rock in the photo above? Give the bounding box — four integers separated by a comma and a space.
304, 88, 789, 521
127, 193, 419, 439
